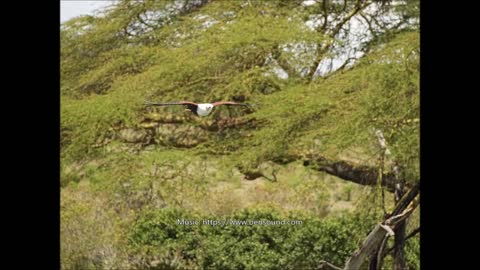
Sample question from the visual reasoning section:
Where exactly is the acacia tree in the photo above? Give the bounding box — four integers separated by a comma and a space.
61, 0, 419, 269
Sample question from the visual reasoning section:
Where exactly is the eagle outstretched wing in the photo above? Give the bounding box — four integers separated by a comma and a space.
144, 101, 198, 106
211, 101, 252, 107
144, 101, 198, 114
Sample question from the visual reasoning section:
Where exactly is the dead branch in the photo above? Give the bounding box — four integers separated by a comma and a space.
318, 260, 343, 270
343, 183, 419, 269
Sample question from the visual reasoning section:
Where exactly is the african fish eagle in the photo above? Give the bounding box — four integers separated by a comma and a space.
144, 101, 252, 117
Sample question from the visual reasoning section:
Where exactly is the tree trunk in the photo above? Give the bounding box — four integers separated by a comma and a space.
393, 220, 407, 269
344, 225, 390, 270
308, 158, 401, 192
393, 184, 407, 270
315, 183, 419, 270
343, 183, 419, 270
368, 234, 388, 270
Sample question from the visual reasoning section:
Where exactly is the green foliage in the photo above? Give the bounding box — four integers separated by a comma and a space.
61, 0, 419, 179
405, 234, 420, 269
60, 0, 329, 162
128, 207, 377, 269
320, 32, 420, 181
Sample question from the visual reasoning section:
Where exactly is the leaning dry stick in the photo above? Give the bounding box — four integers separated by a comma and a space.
343, 183, 419, 270
315, 183, 420, 270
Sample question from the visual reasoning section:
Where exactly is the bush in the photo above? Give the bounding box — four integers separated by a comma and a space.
127, 207, 377, 269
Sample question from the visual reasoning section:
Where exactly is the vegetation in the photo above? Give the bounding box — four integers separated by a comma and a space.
61, 0, 420, 269
127, 208, 378, 269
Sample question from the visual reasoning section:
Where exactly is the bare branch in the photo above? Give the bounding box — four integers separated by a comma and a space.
343, 183, 419, 269
318, 260, 342, 270
310, 159, 400, 192
405, 227, 420, 241
308, 0, 372, 80
320, 0, 329, 31
383, 226, 420, 257
376, 235, 389, 270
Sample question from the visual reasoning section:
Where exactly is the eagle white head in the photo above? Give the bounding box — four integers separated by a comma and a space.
196, 103, 214, 116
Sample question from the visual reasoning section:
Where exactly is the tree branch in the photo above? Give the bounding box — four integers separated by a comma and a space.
390, 183, 419, 217
308, 159, 400, 192
318, 260, 342, 270
405, 226, 420, 241
359, 12, 379, 39
376, 234, 389, 269
137, 13, 156, 29
333, 1, 371, 37
343, 183, 419, 269
320, 0, 329, 31
383, 226, 420, 257
308, 0, 372, 80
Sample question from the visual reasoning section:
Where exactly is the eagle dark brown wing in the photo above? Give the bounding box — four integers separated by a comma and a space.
211, 101, 251, 107
144, 101, 198, 106
144, 101, 199, 115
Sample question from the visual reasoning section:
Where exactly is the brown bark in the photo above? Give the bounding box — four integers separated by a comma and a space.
382, 227, 420, 257
393, 184, 407, 270
310, 183, 419, 270
344, 224, 390, 270
343, 183, 419, 269
321, 0, 329, 31
240, 151, 407, 193
318, 260, 343, 270
393, 220, 407, 270
375, 235, 389, 269
308, 159, 401, 192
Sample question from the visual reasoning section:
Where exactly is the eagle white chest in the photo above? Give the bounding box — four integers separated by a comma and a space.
196, 103, 214, 116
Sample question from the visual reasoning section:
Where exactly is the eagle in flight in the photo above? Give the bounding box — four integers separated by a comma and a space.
144, 101, 253, 117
